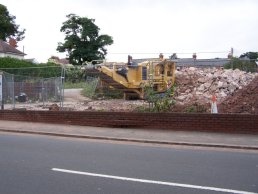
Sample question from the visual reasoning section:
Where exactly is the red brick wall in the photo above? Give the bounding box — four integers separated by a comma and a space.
0, 110, 257, 134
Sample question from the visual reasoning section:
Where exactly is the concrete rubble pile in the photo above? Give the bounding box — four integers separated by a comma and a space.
174, 67, 256, 105
218, 76, 258, 114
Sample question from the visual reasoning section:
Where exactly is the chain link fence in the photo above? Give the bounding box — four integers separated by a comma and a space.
0, 70, 63, 110
83, 76, 99, 98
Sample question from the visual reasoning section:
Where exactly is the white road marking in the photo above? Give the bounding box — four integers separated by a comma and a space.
52, 168, 257, 194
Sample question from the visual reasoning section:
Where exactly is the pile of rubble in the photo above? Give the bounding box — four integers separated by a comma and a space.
173, 67, 257, 113
218, 76, 258, 114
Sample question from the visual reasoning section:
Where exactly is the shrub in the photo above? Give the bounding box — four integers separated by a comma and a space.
140, 85, 175, 112
65, 67, 85, 83
0, 57, 61, 78
224, 57, 256, 72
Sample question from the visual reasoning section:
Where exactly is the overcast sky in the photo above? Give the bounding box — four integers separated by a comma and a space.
1, 0, 258, 62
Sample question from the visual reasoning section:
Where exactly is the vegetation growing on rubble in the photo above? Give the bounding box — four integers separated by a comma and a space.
135, 85, 175, 112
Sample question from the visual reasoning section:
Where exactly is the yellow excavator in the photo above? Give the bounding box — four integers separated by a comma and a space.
87, 54, 176, 99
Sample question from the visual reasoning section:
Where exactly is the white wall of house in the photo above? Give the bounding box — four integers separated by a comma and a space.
0, 53, 24, 59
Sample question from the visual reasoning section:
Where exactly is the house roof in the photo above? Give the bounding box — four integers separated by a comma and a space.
132, 57, 230, 67
49, 57, 70, 65
59, 58, 69, 65
0, 40, 26, 56
173, 58, 230, 67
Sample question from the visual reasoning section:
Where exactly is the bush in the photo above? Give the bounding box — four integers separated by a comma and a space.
224, 57, 256, 72
65, 67, 85, 83
81, 79, 98, 98
80, 79, 123, 99
0, 57, 61, 78
140, 85, 175, 112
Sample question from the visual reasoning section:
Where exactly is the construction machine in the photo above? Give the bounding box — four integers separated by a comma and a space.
87, 54, 176, 99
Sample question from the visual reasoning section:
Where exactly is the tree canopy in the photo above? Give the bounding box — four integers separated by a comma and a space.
0, 4, 25, 42
239, 52, 258, 60
57, 14, 113, 65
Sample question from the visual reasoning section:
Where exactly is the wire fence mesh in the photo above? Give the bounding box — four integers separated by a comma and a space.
0, 70, 63, 110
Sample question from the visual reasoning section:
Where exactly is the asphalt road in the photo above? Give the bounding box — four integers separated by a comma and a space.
0, 133, 257, 194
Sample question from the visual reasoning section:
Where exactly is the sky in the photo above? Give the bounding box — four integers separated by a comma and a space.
1, 0, 258, 63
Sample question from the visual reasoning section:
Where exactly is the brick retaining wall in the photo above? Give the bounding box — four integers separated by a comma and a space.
0, 110, 257, 134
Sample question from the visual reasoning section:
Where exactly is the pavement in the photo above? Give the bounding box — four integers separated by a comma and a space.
0, 120, 258, 150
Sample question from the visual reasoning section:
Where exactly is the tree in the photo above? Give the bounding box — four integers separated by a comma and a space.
0, 4, 25, 42
57, 14, 113, 65
239, 52, 258, 60
224, 57, 256, 72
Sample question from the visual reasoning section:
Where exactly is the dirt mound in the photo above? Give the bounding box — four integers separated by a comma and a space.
218, 76, 258, 114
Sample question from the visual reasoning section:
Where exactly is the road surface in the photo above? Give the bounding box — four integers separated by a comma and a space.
0, 132, 257, 194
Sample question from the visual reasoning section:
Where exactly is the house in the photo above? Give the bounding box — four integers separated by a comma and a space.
48, 56, 74, 68
48, 56, 69, 65
173, 58, 231, 68
0, 39, 26, 59
132, 56, 230, 68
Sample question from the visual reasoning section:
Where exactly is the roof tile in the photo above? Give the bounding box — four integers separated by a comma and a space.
0, 40, 25, 56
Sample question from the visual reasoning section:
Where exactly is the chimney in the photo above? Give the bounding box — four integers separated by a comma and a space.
159, 53, 164, 60
192, 53, 197, 59
9, 38, 17, 48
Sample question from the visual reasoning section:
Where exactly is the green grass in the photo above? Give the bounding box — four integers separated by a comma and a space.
64, 82, 86, 89
65, 81, 123, 99
81, 84, 96, 98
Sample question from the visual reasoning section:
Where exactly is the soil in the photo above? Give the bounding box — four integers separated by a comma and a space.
64, 89, 89, 102
218, 76, 258, 114
62, 88, 146, 112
